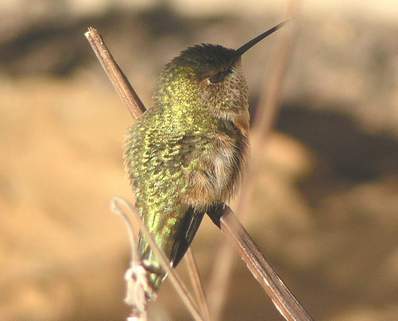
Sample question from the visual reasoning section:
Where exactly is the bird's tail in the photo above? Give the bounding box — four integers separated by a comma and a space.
138, 206, 205, 291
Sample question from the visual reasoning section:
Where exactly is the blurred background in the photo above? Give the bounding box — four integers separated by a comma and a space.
1, 0, 398, 320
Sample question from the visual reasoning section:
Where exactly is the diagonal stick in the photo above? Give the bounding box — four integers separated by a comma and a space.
208, 205, 314, 321
111, 197, 204, 321
85, 27, 146, 119
86, 27, 209, 321
185, 249, 211, 321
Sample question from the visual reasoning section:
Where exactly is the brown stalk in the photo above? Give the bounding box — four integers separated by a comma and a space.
206, 241, 234, 320
111, 197, 204, 321
85, 27, 208, 321
208, 206, 313, 321
185, 249, 211, 321
85, 27, 146, 119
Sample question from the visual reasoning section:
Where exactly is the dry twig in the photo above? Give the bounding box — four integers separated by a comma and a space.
85, 27, 145, 119
111, 197, 204, 321
208, 206, 313, 321
185, 249, 211, 321
86, 27, 210, 321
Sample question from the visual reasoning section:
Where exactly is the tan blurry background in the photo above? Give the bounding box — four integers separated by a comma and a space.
1, 0, 398, 320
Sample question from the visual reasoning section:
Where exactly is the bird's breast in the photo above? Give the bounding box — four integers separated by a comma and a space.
182, 114, 248, 209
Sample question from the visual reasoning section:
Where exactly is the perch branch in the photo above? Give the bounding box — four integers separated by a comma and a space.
86, 26, 210, 321
111, 197, 204, 321
85, 27, 146, 119
208, 206, 313, 321
185, 249, 211, 321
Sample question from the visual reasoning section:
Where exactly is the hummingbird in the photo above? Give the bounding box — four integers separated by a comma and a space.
124, 22, 285, 296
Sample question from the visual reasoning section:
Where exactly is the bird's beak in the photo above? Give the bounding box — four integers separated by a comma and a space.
234, 21, 287, 58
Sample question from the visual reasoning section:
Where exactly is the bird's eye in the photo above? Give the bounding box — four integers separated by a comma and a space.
209, 73, 225, 84
208, 66, 232, 84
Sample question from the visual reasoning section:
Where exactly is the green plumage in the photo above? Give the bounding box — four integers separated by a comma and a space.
124, 45, 249, 291
121, 22, 285, 307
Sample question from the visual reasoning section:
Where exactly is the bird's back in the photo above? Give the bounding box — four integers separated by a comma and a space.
124, 106, 213, 287
124, 100, 247, 289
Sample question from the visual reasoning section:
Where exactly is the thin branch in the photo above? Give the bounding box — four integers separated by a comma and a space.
113, 197, 140, 263
185, 249, 211, 321
111, 197, 204, 321
86, 27, 208, 321
111, 199, 148, 320
207, 1, 300, 319
208, 206, 314, 321
85, 27, 146, 118
206, 242, 234, 321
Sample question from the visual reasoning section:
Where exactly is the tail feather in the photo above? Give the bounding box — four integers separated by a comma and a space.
170, 207, 204, 267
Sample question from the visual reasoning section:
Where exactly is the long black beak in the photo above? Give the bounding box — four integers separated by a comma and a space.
235, 21, 287, 57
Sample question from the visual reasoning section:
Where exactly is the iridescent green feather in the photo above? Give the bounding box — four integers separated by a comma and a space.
124, 66, 218, 288
124, 46, 248, 291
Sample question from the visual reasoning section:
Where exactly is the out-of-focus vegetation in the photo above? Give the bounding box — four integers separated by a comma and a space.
1, 1, 397, 320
